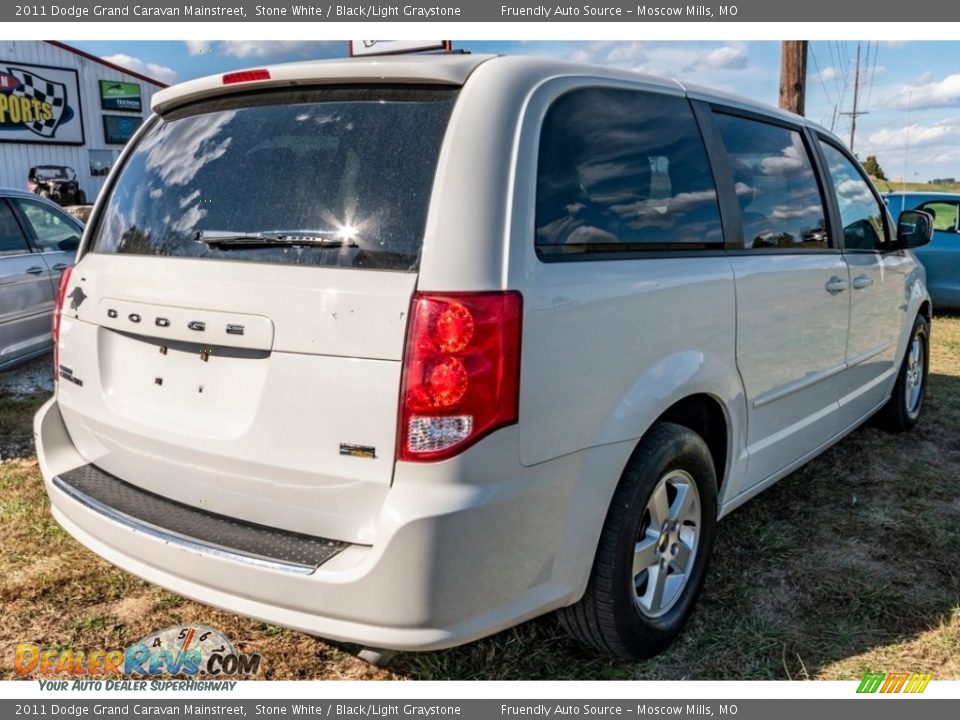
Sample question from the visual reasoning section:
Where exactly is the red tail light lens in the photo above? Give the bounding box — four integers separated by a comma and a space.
398, 291, 522, 461
222, 69, 271, 85
52, 266, 73, 383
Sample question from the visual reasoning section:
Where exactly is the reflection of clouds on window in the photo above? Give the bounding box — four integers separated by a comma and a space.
819, 142, 886, 251
565, 225, 619, 245
770, 204, 825, 221
172, 203, 207, 234
149, 187, 163, 200
759, 136, 810, 177
140, 111, 237, 187
715, 113, 827, 250
178, 189, 201, 209
95, 201, 133, 253
610, 188, 717, 220
836, 177, 874, 205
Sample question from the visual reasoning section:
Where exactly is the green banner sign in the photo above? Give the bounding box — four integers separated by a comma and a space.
99, 79, 142, 112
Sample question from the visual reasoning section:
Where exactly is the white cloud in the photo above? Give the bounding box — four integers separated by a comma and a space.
101, 53, 176, 84
564, 41, 749, 79
811, 66, 839, 83
865, 118, 960, 151
698, 46, 748, 70
218, 41, 341, 59
881, 74, 960, 110
857, 117, 960, 181
185, 41, 212, 56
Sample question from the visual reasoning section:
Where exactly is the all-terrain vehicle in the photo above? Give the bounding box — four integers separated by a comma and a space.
27, 165, 86, 206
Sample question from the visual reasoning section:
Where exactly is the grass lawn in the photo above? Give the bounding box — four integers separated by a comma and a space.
2, 318, 959, 681
872, 179, 960, 195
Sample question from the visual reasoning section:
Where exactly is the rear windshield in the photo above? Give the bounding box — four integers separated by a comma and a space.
91, 87, 458, 271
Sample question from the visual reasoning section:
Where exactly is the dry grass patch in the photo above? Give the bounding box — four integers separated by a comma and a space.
2, 316, 959, 680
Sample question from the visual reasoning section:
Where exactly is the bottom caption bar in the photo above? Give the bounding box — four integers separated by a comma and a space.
3, 700, 959, 720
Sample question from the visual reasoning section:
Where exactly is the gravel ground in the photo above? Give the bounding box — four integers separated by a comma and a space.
0, 355, 54, 398
0, 355, 53, 460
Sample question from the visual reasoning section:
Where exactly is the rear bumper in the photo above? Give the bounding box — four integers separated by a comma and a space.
35, 397, 630, 650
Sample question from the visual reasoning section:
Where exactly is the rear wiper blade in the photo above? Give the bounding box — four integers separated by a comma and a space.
194, 230, 357, 248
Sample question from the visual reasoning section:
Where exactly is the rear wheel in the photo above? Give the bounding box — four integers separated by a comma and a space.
875, 314, 929, 432
559, 422, 717, 659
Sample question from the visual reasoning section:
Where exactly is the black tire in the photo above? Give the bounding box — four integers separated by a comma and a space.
558, 422, 717, 659
874, 314, 929, 432
77, 190, 87, 205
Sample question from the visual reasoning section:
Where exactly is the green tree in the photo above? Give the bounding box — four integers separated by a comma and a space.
863, 155, 887, 180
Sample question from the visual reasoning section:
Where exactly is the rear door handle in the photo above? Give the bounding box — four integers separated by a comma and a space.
852, 275, 873, 289
25, 266, 44, 275
52, 263, 68, 271
825, 276, 849, 293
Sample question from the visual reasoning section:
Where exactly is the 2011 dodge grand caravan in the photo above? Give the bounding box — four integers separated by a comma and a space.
34, 54, 934, 659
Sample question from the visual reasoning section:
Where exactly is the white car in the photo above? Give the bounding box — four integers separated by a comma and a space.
34, 54, 933, 659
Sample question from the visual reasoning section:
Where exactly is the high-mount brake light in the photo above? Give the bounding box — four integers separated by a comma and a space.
222, 69, 271, 85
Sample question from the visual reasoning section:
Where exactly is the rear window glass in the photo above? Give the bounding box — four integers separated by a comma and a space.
92, 87, 458, 271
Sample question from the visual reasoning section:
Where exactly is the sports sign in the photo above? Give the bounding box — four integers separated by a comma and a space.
0, 61, 83, 145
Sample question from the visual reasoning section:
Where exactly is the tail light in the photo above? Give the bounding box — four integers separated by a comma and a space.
52, 266, 73, 383
398, 291, 522, 461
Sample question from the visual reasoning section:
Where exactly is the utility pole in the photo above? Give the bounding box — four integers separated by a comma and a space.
779, 41, 808, 116
841, 43, 868, 153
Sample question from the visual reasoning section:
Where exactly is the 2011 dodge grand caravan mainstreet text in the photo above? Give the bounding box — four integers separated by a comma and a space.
34, 54, 934, 660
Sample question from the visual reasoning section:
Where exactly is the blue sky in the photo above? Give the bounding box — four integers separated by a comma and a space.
72, 39, 960, 181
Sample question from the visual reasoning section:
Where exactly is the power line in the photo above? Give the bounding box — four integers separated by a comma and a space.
809, 42, 835, 107
840, 42, 869, 152
865, 41, 880, 108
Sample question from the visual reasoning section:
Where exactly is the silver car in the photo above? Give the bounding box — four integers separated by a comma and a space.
0, 187, 83, 371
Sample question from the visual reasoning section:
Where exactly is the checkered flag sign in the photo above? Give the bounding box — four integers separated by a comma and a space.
7, 66, 67, 138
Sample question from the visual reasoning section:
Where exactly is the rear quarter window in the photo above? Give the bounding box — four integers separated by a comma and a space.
92, 87, 458, 272
535, 86, 723, 258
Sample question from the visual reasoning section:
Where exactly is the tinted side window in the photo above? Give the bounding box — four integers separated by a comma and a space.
819, 142, 889, 251
16, 199, 83, 253
0, 201, 31, 257
714, 113, 829, 250
917, 200, 960, 233
535, 88, 723, 257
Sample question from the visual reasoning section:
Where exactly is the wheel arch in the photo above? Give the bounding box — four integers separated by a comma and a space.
656, 393, 730, 497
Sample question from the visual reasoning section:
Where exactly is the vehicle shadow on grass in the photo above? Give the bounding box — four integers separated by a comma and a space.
388, 370, 960, 680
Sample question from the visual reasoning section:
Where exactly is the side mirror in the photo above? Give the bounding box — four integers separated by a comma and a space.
897, 209, 934, 249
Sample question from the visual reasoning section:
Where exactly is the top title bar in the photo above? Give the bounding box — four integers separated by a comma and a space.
5, 0, 960, 22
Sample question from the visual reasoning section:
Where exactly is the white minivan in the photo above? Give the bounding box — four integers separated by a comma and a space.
35, 54, 934, 660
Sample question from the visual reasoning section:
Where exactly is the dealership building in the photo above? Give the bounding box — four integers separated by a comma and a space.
0, 40, 166, 202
